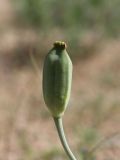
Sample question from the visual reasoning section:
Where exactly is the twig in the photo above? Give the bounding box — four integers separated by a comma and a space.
89, 132, 120, 154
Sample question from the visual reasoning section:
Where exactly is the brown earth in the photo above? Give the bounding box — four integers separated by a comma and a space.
0, 39, 120, 160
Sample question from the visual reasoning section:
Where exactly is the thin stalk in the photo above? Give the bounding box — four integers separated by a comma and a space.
53, 117, 78, 160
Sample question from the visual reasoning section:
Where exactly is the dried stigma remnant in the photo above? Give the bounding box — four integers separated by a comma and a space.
54, 41, 67, 49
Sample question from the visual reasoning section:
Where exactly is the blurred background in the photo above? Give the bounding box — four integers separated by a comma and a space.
0, 0, 120, 159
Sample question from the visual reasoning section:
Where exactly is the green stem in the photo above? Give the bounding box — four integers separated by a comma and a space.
53, 117, 78, 160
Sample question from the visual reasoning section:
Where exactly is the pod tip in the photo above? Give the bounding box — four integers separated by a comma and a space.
54, 41, 67, 49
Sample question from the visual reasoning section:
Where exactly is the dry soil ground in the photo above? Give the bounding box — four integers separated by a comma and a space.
0, 39, 120, 160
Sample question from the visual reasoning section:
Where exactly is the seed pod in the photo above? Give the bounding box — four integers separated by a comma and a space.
43, 41, 72, 118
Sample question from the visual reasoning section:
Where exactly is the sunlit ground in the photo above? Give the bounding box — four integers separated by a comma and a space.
0, 39, 120, 160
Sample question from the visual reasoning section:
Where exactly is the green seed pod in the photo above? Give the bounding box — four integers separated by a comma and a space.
43, 41, 72, 118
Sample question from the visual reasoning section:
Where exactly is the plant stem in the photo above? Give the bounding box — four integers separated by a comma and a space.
53, 117, 78, 160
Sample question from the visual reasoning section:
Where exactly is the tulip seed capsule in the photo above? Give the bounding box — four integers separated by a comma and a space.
43, 42, 78, 160
43, 41, 72, 118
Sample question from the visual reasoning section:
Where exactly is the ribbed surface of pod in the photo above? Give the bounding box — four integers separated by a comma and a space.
43, 42, 72, 118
